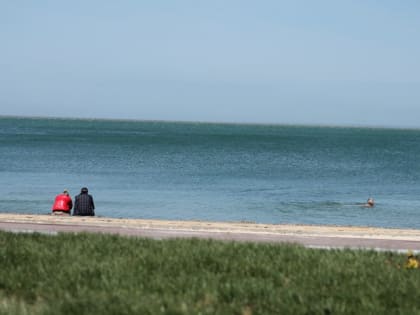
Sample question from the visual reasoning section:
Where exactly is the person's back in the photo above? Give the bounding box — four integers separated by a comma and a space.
73, 187, 95, 216
52, 189, 73, 215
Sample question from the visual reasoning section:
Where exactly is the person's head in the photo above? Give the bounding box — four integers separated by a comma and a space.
81, 187, 88, 194
367, 198, 374, 206
63, 189, 69, 196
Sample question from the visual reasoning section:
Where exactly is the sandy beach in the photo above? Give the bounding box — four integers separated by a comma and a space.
1, 213, 420, 252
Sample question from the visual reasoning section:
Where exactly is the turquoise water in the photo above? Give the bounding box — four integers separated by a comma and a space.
1, 116, 419, 228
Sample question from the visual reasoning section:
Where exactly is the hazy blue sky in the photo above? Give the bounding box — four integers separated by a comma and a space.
1, 1, 420, 127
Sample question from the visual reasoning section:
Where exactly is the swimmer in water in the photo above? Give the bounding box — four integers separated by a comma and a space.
363, 198, 375, 207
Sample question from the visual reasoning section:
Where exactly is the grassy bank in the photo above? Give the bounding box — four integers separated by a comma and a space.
0, 231, 419, 315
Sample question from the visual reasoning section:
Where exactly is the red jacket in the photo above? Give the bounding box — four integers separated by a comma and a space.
52, 194, 73, 212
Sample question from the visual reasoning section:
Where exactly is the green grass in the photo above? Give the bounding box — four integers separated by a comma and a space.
0, 231, 419, 315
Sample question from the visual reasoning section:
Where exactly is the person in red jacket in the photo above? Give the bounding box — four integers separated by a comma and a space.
52, 189, 73, 215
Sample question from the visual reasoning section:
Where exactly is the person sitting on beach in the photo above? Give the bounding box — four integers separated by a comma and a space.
73, 187, 95, 216
52, 189, 73, 215
362, 198, 375, 208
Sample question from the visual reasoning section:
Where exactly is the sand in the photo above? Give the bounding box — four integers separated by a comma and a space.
0, 213, 419, 251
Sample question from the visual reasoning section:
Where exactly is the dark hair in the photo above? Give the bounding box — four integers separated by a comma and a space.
81, 187, 88, 193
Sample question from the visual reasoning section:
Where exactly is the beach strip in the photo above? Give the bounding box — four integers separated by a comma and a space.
0, 213, 420, 252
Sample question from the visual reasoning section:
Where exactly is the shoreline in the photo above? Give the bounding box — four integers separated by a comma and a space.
1, 213, 420, 251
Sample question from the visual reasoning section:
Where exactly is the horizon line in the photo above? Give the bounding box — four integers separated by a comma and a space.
1, 114, 419, 131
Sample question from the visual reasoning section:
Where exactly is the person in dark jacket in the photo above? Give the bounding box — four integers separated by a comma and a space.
73, 187, 95, 216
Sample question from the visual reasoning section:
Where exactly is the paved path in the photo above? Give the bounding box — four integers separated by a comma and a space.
1, 214, 420, 252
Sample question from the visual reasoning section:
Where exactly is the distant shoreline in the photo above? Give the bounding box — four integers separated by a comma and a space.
1, 213, 419, 252
1, 114, 418, 131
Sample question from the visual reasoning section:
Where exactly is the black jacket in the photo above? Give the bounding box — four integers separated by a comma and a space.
73, 192, 95, 216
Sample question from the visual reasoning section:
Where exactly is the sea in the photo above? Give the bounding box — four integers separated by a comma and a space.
1, 116, 419, 229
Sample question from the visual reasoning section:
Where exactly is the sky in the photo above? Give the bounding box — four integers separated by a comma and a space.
1, 1, 420, 127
